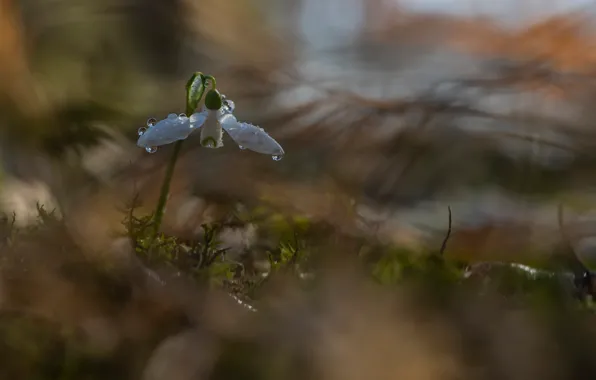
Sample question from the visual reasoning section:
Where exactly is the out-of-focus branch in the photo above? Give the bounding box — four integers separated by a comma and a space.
0, 0, 36, 113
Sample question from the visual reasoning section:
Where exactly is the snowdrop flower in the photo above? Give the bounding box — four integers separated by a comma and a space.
137, 112, 207, 153
199, 89, 224, 149
136, 89, 284, 160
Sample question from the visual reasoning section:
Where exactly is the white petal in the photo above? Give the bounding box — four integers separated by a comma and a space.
189, 110, 208, 129
199, 110, 223, 148
220, 114, 284, 155
137, 111, 207, 148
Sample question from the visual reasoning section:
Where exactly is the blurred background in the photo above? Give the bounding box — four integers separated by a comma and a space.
4, 0, 596, 378
4, 0, 596, 262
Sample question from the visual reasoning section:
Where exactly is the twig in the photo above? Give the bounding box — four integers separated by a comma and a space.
558, 203, 594, 301
204, 247, 230, 268
439, 206, 452, 256
558, 203, 588, 271
126, 182, 142, 241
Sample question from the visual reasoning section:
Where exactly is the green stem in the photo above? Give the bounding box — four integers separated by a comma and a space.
152, 76, 207, 239
151, 139, 183, 239
203, 75, 217, 89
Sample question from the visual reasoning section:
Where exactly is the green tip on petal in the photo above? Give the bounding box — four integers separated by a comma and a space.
201, 136, 218, 148
205, 89, 223, 110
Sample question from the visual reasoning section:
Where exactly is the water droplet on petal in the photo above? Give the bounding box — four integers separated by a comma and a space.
220, 96, 236, 114
167, 113, 178, 119
138, 127, 147, 136
146, 146, 157, 153
179, 113, 186, 118
272, 155, 283, 161
238, 145, 246, 150
146, 118, 157, 127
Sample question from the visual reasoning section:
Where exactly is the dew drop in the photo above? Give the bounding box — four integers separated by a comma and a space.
167, 113, 178, 119
221, 97, 235, 114
239, 145, 246, 150
138, 127, 147, 136
146, 146, 157, 153
146, 118, 157, 127
179, 113, 187, 118
272, 155, 283, 161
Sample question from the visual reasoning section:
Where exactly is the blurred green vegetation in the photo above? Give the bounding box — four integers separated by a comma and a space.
0, 203, 594, 379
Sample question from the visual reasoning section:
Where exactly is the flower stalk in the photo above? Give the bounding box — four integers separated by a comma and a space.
151, 73, 207, 239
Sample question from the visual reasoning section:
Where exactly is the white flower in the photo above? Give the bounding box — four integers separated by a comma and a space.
137, 112, 207, 151
136, 96, 284, 160
199, 108, 223, 149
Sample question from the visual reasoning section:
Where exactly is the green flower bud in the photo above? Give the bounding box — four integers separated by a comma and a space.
204, 89, 223, 110
185, 72, 205, 115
